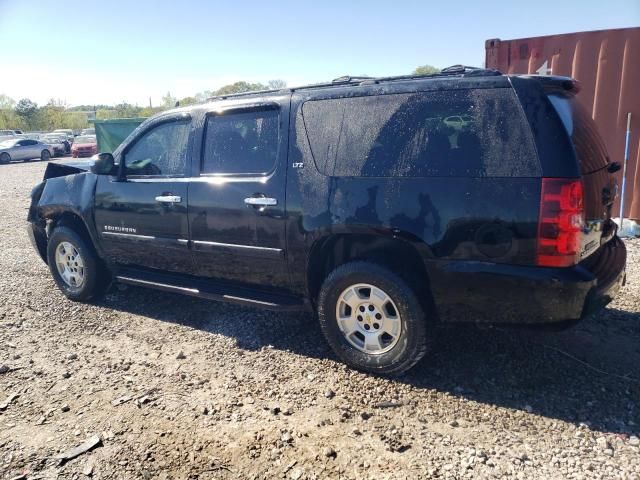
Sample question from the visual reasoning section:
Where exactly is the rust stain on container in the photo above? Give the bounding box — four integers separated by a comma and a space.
486, 27, 640, 219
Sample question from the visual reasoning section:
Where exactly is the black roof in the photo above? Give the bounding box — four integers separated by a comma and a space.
206, 65, 503, 102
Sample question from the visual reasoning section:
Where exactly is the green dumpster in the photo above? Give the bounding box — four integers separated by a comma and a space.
91, 118, 146, 154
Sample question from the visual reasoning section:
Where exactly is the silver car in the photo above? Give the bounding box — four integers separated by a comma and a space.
0, 138, 52, 163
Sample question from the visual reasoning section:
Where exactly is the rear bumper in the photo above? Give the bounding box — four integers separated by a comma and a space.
429, 236, 626, 324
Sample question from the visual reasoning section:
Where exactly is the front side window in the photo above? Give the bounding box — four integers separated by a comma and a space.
202, 109, 279, 175
124, 120, 190, 177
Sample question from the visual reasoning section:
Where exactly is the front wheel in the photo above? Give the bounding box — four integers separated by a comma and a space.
0, 152, 10, 164
317, 261, 430, 375
40, 149, 51, 161
47, 226, 108, 301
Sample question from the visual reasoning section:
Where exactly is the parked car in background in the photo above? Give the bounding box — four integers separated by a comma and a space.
40, 134, 67, 157
0, 138, 51, 163
53, 128, 74, 139
48, 132, 71, 153
81, 128, 95, 135
22, 132, 44, 140
0, 130, 19, 142
71, 135, 97, 158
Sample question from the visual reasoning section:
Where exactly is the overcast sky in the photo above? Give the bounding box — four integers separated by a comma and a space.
1, 0, 638, 107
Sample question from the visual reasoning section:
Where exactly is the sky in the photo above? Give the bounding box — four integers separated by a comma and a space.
0, 0, 638, 107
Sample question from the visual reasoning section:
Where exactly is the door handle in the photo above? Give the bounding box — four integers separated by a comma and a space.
244, 196, 277, 207
155, 195, 182, 203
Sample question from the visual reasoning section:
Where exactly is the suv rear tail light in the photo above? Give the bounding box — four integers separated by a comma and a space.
537, 178, 584, 267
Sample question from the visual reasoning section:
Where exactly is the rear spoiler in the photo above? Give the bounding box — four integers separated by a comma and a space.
514, 74, 581, 95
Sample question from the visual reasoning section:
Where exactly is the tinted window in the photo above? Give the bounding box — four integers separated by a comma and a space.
548, 94, 609, 174
302, 89, 539, 177
124, 120, 190, 176
202, 109, 279, 175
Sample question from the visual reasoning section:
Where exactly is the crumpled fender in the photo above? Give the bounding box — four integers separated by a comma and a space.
33, 171, 102, 256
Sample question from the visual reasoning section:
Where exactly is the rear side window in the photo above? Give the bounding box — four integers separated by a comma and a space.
548, 94, 609, 174
302, 89, 539, 177
202, 109, 279, 175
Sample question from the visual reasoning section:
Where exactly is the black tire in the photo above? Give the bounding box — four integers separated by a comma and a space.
40, 149, 51, 161
0, 152, 10, 164
317, 261, 430, 375
47, 226, 108, 301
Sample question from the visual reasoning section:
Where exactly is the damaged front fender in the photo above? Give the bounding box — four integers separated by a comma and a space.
27, 166, 102, 263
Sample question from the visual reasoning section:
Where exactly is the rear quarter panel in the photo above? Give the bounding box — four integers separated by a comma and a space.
286, 81, 541, 301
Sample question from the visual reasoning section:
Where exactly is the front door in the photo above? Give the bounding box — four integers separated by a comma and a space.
94, 116, 194, 274
188, 99, 290, 289
14, 139, 38, 160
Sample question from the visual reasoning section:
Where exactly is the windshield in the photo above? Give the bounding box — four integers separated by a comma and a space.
0, 139, 18, 147
43, 136, 63, 143
75, 136, 96, 144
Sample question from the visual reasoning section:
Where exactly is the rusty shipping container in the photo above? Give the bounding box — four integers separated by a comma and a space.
486, 27, 640, 220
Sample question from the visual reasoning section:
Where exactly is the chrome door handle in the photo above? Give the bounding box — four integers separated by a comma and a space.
244, 197, 277, 207
155, 195, 182, 203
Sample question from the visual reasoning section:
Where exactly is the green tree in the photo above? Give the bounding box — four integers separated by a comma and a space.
96, 109, 119, 120
0, 94, 21, 129
0, 94, 15, 110
15, 98, 38, 128
161, 91, 177, 108
177, 96, 197, 106
413, 64, 440, 76
267, 79, 287, 90
194, 90, 214, 103
214, 81, 267, 96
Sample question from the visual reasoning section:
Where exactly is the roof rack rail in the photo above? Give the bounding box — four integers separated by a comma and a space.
331, 75, 374, 84
202, 65, 503, 102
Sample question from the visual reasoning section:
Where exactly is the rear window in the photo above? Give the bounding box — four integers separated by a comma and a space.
547, 94, 609, 174
302, 88, 539, 177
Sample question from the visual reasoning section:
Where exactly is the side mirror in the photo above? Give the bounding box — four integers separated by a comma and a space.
90, 152, 115, 175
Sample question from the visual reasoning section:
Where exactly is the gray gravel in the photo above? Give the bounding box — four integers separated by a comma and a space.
1, 159, 639, 479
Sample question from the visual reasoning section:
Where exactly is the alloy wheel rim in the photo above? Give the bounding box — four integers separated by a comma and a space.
335, 283, 402, 355
55, 241, 85, 289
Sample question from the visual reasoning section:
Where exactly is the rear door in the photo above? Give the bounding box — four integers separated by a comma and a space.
187, 98, 290, 289
25, 139, 41, 158
548, 94, 618, 257
94, 114, 195, 274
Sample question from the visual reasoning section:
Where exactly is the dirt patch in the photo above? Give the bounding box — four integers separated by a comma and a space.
1, 160, 639, 479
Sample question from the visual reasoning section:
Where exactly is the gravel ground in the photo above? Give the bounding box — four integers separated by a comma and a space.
1, 160, 639, 480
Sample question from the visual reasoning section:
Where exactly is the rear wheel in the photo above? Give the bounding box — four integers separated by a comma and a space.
40, 149, 51, 161
317, 261, 430, 375
47, 226, 108, 301
0, 152, 10, 164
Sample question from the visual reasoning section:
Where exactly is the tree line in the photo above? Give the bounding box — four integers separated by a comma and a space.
0, 65, 438, 131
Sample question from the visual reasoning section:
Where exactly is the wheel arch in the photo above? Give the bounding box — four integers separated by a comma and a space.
41, 209, 103, 259
306, 230, 437, 319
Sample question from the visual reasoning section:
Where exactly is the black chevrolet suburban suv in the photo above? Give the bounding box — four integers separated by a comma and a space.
27, 67, 626, 375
